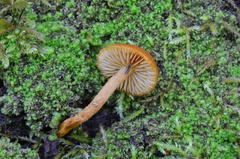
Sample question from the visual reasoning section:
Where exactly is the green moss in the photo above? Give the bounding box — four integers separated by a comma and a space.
0, 0, 240, 158
0, 137, 40, 159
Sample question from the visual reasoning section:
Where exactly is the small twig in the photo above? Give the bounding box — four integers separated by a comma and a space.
18, 7, 26, 23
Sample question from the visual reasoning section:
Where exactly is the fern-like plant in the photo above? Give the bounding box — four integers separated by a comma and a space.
0, 0, 49, 68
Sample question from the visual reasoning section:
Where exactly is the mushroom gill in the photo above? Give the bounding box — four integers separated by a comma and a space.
98, 47, 157, 96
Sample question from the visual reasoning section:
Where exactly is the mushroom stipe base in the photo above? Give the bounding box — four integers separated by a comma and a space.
57, 66, 133, 138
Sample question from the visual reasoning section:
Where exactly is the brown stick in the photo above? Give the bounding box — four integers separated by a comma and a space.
57, 66, 132, 138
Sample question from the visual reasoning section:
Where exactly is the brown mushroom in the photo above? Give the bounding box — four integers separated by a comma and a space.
57, 44, 158, 138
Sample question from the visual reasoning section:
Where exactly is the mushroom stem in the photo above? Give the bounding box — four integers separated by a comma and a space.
57, 66, 133, 138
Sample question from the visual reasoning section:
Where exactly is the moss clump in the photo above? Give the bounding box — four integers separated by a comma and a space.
0, 137, 40, 159
91, 118, 149, 158
0, 2, 103, 138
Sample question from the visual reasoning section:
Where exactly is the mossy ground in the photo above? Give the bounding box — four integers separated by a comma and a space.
0, 0, 240, 158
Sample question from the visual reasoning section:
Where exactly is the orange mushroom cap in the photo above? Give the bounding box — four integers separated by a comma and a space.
97, 44, 158, 96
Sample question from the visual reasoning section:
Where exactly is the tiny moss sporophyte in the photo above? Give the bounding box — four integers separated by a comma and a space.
57, 44, 158, 138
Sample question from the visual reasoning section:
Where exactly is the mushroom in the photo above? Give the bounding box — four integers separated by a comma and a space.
57, 44, 158, 138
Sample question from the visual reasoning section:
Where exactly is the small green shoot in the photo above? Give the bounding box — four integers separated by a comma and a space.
116, 92, 125, 119
225, 104, 240, 115
146, 35, 154, 47
175, 49, 182, 68
54, 147, 66, 159
62, 149, 80, 158
96, 154, 108, 159
200, 19, 218, 35
211, 113, 222, 132
167, 76, 173, 90
69, 135, 92, 143
131, 145, 137, 159
222, 22, 240, 38
160, 95, 164, 109
99, 124, 108, 148
60, 138, 75, 146
203, 81, 216, 103
154, 141, 187, 157
185, 136, 202, 158
190, 78, 200, 85
175, 116, 182, 135
122, 107, 144, 123
197, 55, 217, 76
